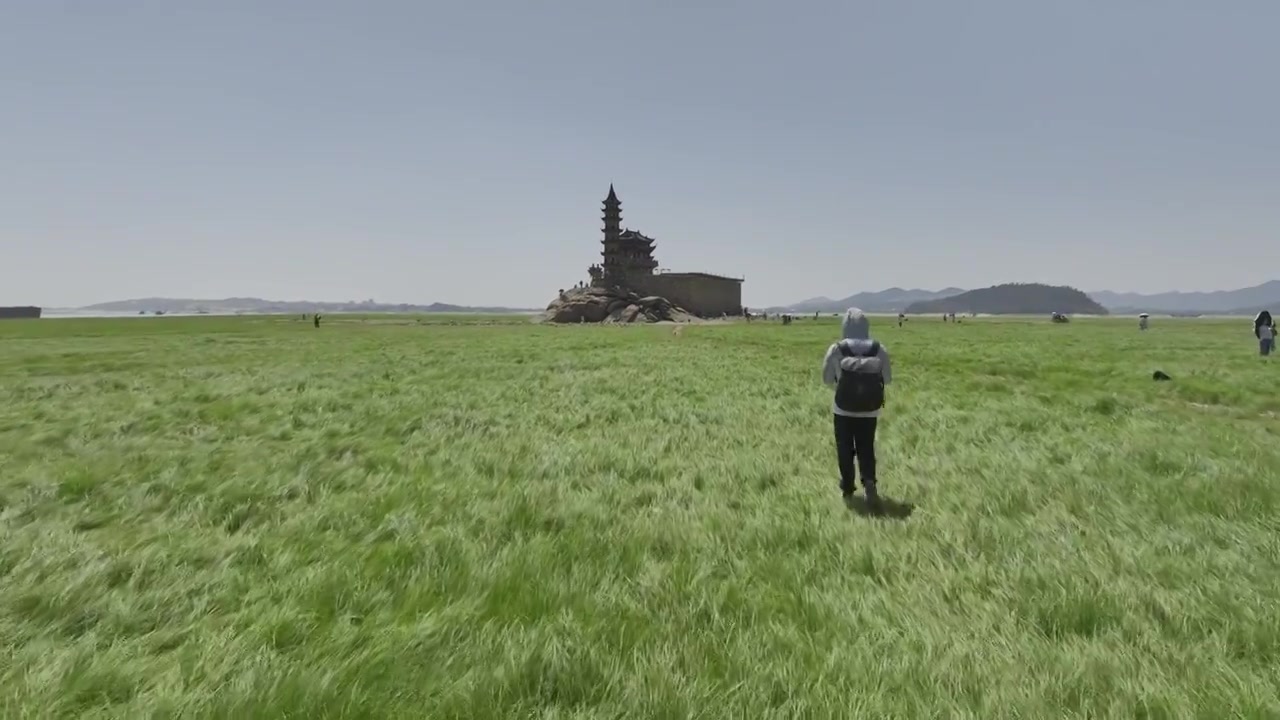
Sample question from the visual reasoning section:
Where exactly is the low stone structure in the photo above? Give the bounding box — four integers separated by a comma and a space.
632, 271, 743, 319
0, 306, 41, 320
543, 286, 695, 324
549, 185, 742, 323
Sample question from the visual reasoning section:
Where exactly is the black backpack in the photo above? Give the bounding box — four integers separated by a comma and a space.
835, 339, 885, 413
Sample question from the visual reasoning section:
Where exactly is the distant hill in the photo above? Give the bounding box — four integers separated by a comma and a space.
770, 280, 1278, 316
80, 297, 537, 314
1089, 280, 1280, 314
1223, 305, 1280, 317
905, 283, 1108, 315
768, 287, 965, 313
76, 280, 1280, 318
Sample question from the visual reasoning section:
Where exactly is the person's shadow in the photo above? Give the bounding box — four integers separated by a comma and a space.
844, 494, 914, 520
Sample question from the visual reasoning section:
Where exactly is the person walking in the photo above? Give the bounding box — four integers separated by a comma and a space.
1256, 311, 1274, 356
822, 308, 893, 508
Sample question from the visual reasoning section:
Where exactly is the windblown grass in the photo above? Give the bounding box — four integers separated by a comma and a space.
1, 313, 1278, 718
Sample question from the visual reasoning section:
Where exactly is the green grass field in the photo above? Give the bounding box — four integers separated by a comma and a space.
2, 313, 1278, 718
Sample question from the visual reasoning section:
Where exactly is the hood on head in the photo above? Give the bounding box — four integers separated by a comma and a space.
841, 308, 870, 340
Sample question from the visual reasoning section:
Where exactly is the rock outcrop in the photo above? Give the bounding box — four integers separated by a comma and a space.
543, 286, 696, 324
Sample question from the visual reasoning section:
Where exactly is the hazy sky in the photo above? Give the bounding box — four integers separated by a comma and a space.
3, 0, 1277, 308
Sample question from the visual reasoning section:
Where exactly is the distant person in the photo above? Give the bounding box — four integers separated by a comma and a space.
1139, 314, 1149, 331
1255, 311, 1273, 354
314, 314, 321, 329
822, 308, 892, 508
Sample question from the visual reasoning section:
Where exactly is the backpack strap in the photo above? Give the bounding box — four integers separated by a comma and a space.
838, 339, 880, 357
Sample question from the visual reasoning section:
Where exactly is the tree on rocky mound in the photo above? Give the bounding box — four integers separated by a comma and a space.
904, 283, 1108, 315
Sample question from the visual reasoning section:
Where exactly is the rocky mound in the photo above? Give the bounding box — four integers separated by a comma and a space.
543, 286, 696, 324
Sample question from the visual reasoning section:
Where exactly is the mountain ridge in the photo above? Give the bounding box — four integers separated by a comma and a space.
72, 279, 1280, 317
773, 280, 1279, 315
79, 297, 538, 314
765, 287, 965, 313
1087, 280, 1280, 314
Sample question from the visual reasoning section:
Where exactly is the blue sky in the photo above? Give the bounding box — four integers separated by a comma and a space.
2, 0, 1276, 308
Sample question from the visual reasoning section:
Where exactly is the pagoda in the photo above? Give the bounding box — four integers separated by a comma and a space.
589, 185, 658, 287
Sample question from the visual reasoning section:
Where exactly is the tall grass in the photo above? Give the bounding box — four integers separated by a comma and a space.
1, 314, 1277, 718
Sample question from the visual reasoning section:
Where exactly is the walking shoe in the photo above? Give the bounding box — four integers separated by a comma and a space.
863, 482, 882, 513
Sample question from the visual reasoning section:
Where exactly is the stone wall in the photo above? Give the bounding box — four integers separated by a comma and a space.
633, 273, 743, 317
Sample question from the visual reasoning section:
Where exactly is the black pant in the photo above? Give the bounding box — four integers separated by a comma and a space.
834, 414, 877, 492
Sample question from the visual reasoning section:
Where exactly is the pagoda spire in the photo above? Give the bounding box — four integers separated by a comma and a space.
602, 184, 621, 242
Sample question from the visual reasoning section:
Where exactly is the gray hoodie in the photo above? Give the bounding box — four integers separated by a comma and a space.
822, 308, 892, 418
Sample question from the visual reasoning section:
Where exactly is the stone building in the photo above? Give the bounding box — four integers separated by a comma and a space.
0, 306, 41, 320
587, 185, 743, 317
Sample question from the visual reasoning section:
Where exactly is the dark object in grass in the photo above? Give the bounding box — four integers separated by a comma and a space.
844, 493, 914, 519
1152, 370, 1172, 381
